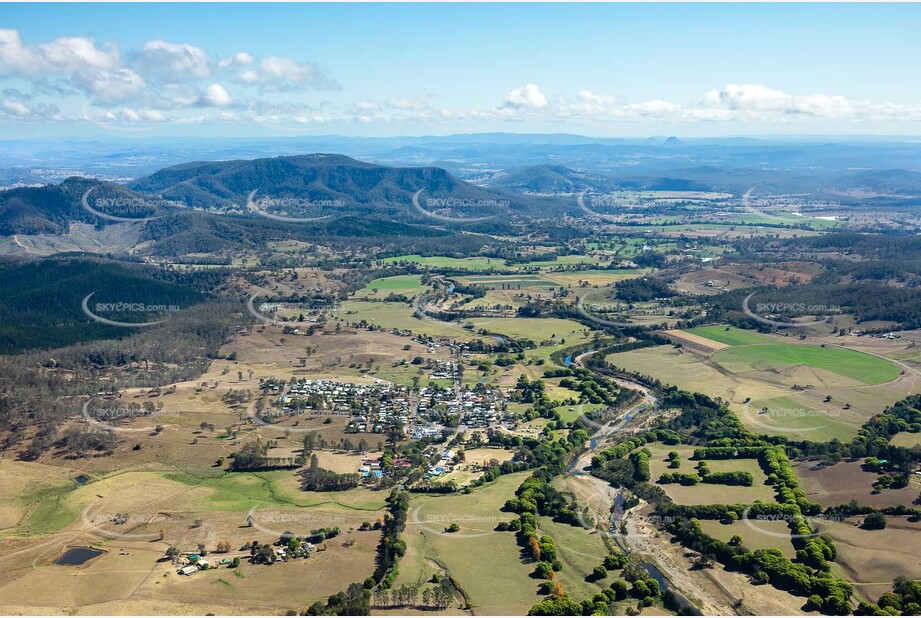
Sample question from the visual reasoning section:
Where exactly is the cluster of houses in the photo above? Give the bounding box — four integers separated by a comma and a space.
274, 540, 318, 561
175, 553, 233, 576
358, 455, 384, 479
455, 387, 507, 429
356, 455, 414, 478
411, 425, 445, 440
277, 378, 410, 434
428, 360, 457, 380
413, 385, 508, 437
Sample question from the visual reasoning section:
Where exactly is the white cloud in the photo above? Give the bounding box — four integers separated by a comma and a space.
0, 29, 43, 76
502, 83, 548, 109
104, 107, 168, 123
352, 100, 379, 111
196, 83, 233, 107
218, 52, 253, 68
136, 40, 210, 82
577, 90, 621, 106
235, 56, 338, 92
2, 99, 29, 115
72, 67, 145, 103
39, 37, 119, 72
0, 29, 119, 77
0, 98, 59, 119
0, 27, 917, 131
705, 83, 792, 111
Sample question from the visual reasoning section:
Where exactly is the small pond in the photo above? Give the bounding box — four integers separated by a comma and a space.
53, 547, 104, 566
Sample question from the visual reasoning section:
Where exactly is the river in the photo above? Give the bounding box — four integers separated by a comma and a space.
566, 372, 701, 615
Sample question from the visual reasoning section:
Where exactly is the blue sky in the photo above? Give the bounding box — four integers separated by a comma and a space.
1, 3, 920, 137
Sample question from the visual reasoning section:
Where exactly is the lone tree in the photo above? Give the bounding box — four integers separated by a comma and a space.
862, 513, 887, 530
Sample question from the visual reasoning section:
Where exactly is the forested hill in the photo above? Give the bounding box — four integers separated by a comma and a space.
0, 256, 212, 353
0, 177, 164, 235
487, 164, 624, 194
129, 153, 552, 218
0, 155, 569, 240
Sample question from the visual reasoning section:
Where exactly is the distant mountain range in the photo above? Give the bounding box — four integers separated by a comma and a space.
0, 154, 573, 256
486, 163, 713, 194
3, 148, 921, 256
129, 154, 525, 214
0, 154, 565, 235
487, 164, 623, 194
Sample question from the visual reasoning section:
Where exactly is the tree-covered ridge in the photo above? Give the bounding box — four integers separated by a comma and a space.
0, 256, 215, 353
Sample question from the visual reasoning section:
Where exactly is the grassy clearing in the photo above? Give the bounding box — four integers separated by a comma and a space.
16, 482, 80, 536
817, 518, 921, 603
537, 516, 614, 601
608, 340, 914, 442
165, 470, 388, 512
684, 326, 778, 347
398, 472, 540, 614
382, 255, 507, 270
459, 274, 561, 290
358, 275, 427, 298
744, 395, 856, 442
699, 520, 796, 558
794, 460, 920, 510
544, 269, 646, 287
468, 317, 589, 342
890, 432, 921, 448
645, 443, 776, 506
338, 301, 475, 340
0, 459, 82, 536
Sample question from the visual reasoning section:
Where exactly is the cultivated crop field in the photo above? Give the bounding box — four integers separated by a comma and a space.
684, 326, 779, 347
